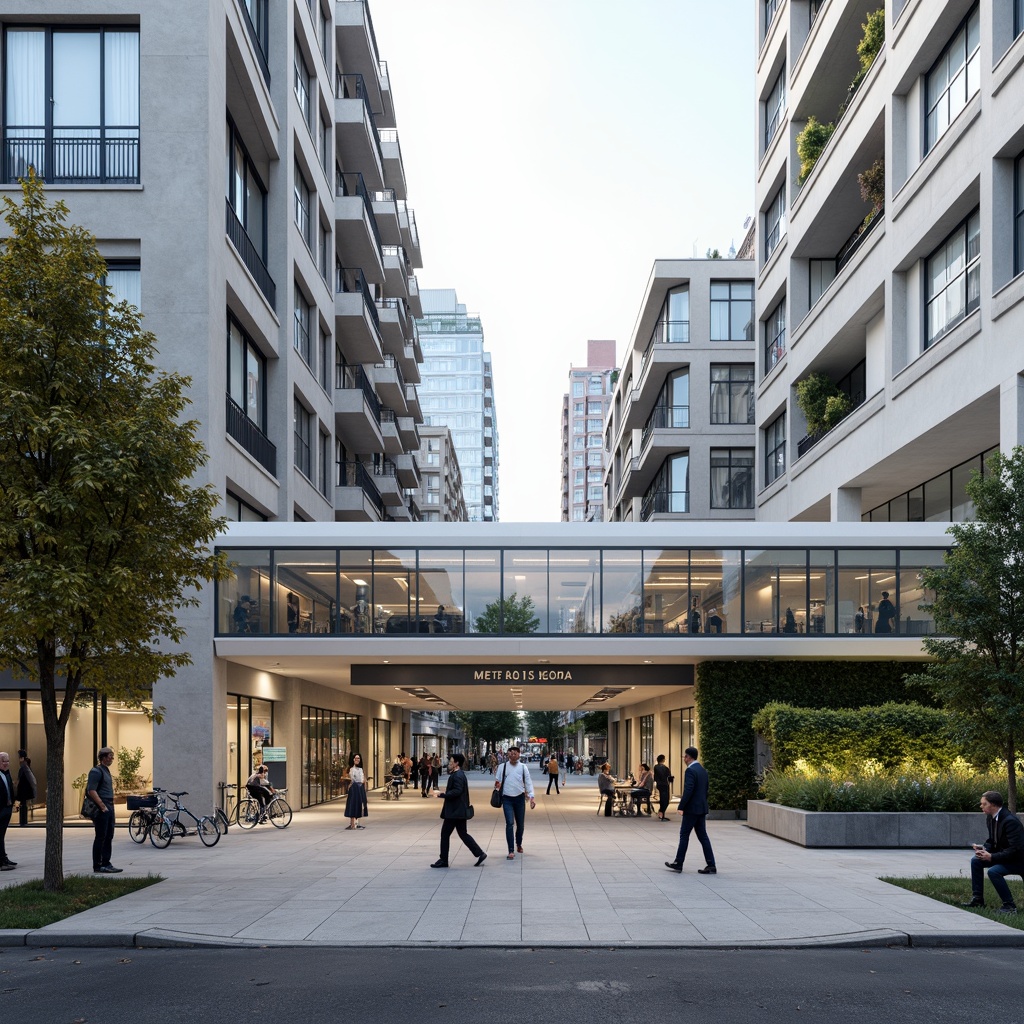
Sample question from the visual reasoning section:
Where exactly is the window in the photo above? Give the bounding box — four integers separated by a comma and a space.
925, 209, 980, 347
764, 0, 780, 37
710, 364, 754, 424
586, 418, 603, 432
764, 412, 786, 486
4, 27, 140, 185
319, 112, 330, 175
764, 63, 786, 150
1016, 154, 1024, 278
572, 382, 584, 397
710, 281, 754, 342
764, 185, 786, 261
105, 260, 140, 311
587, 451, 603, 466
294, 41, 312, 130
242, 0, 270, 69
642, 453, 689, 518
1017, 0, 1024, 39
573, 454, 585, 467
227, 313, 266, 431
318, 219, 330, 281
573, 437, 585, 450
764, 298, 786, 374
318, 430, 330, 497
294, 399, 313, 479
317, 2, 331, 67
649, 369, 689, 431
587, 435, 602, 448
294, 164, 312, 248
225, 490, 267, 522
711, 449, 755, 509
294, 283, 312, 366
226, 119, 267, 258
573, 419, 584, 434
574, 488, 585, 503
925, 4, 980, 154
573, 401, 584, 414
318, 326, 330, 391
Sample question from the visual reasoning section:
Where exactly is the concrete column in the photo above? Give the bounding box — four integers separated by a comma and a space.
999, 373, 1024, 451
831, 486, 863, 522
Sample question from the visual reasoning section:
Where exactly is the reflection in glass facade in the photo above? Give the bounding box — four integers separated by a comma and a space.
216, 545, 950, 637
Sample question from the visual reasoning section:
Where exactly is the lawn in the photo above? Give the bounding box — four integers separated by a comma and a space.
0, 874, 161, 929
883, 874, 1024, 931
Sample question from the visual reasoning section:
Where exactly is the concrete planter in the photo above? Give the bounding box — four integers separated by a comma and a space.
747, 799, 979, 848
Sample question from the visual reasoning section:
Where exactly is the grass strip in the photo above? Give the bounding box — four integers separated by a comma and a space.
882, 874, 1024, 931
0, 873, 161, 929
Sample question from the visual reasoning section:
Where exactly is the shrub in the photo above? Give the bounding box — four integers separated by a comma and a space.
796, 116, 836, 184
796, 372, 850, 435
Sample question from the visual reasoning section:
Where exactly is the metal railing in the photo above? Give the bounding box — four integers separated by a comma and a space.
641, 405, 690, 452
338, 460, 384, 518
336, 364, 382, 425
236, 0, 270, 85
4, 131, 139, 185
836, 206, 884, 273
337, 171, 383, 253
641, 488, 689, 520
226, 396, 277, 475
226, 199, 276, 309
335, 265, 381, 332
377, 354, 407, 393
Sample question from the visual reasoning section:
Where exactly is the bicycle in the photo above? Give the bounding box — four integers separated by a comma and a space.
237, 787, 292, 829
127, 788, 165, 844
149, 790, 221, 848
214, 782, 237, 834
382, 775, 403, 800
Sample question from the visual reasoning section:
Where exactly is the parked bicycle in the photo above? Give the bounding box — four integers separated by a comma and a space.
127, 788, 165, 844
237, 787, 292, 829
149, 790, 221, 848
214, 782, 237, 834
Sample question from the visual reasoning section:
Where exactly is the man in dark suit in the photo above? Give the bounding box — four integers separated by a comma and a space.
963, 790, 1024, 913
666, 746, 716, 874
0, 752, 15, 870
431, 753, 487, 868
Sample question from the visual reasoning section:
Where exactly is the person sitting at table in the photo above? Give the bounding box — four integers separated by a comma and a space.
598, 763, 617, 817
632, 762, 654, 816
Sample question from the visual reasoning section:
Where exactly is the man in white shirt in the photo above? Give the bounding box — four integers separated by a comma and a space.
494, 746, 535, 860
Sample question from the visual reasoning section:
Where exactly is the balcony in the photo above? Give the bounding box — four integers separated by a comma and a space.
381, 245, 411, 299
379, 407, 403, 456
334, 365, 385, 453
335, 459, 384, 521
368, 459, 403, 504
397, 201, 422, 268
335, 74, 385, 191
807, 207, 884, 311
226, 200, 276, 310
394, 453, 421, 488
407, 274, 422, 318
234, 0, 269, 85
396, 415, 419, 450
377, 129, 407, 199
335, 172, 385, 286
225, 396, 276, 475
335, 1, 393, 127
641, 489, 689, 520
335, 266, 383, 363
4, 130, 139, 185
796, 359, 867, 459
641, 405, 689, 454
370, 355, 407, 411
370, 188, 400, 245
404, 384, 422, 422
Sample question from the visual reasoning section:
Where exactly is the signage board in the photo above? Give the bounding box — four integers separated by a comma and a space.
351, 664, 691, 688
261, 746, 287, 762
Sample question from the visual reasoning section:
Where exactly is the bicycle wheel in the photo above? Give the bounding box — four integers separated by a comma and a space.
172, 820, 188, 839
213, 807, 230, 835
268, 798, 292, 828
128, 810, 150, 844
197, 816, 221, 847
149, 818, 172, 848
236, 798, 259, 829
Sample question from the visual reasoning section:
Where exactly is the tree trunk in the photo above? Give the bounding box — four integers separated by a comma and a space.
42, 719, 66, 891
1007, 739, 1018, 815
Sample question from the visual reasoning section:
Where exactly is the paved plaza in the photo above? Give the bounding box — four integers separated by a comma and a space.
2, 772, 1022, 949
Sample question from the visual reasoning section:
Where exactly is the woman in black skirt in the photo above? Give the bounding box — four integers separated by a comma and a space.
344, 753, 368, 829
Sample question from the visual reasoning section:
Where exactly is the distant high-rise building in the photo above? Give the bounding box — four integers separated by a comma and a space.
416, 289, 499, 522
415, 425, 468, 522
561, 340, 616, 522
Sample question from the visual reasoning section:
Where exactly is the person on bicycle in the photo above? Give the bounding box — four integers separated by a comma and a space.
246, 765, 275, 820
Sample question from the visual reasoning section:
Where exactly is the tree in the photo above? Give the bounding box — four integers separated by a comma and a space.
473, 592, 540, 634
525, 711, 564, 752
906, 447, 1024, 812
578, 711, 609, 737
0, 174, 228, 890
457, 712, 522, 752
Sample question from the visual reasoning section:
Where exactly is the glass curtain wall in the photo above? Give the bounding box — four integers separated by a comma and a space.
603, 550, 643, 633
639, 714, 654, 769
301, 706, 358, 807
743, 549, 808, 633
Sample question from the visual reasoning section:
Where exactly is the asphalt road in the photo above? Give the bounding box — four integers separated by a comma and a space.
2, 946, 1024, 1023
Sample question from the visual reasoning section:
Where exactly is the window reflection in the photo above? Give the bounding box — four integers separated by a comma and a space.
603, 549, 642, 633
550, 550, 599, 634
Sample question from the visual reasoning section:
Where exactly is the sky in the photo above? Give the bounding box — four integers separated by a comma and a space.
369, 1, 756, 521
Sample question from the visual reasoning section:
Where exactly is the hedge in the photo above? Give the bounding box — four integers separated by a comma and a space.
751, 701, 963, 772
695, 660, 930, 809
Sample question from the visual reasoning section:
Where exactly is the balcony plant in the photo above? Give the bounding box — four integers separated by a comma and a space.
858, 156, 885, 227
796, 371, 852, 436
796, 116, 836, 185
838, 8, 885, 118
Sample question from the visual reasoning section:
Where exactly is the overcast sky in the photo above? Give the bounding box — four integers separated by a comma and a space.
370, 1, 756, 521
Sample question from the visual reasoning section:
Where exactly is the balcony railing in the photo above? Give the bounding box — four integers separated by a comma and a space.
338, 460, 384, 518
337, 170, 383, 252
836, 206, 884, 272
226, 199, 276, 309
641, 405, 690, 452
335, 265, 381, 332
796, 362, 867, 458
226, 395, 277, 475
235, 0, 270, 85
336, 73, 385, 163
641, 488, 689, 520
376, 354, 407, 392
336, 364, 382, 425
4, 130, 139, 185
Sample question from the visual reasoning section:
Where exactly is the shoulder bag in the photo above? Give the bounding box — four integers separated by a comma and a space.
490, 762, 506, 808
81, 795, 101, 820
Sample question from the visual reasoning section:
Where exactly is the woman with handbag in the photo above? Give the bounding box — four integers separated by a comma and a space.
431, 753, 486, 868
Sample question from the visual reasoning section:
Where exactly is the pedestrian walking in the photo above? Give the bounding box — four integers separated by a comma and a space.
495, 746, 535, 860
87, 747, 122, 874
431, 753, 441, 792
420, 752, 432, 796
0, 752, 14, 870
431, 753, 487, 868
16, 749, 37, 825
653, 754, 672, 821
665, 746, 716, 875
546, 753, 560, 794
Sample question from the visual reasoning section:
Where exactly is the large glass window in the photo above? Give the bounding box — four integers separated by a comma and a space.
294, 164, 312, 248
220, 549, 271, 634
550, 549, 599, 634
744, 549, 807, 634
294, 398, 313, 479
896, 549, 945, 635
372, 549, 417, 634
294, 284, 312, 365
647, 370, 689, 433
764, 63, 786, 150
764, 412, 786, 486
691, 549, 742, 634
227, 119, 267, 259
502, 550, 547, 633
925, 4, 980, 154
764, 298, 786, 375
274, 550, 337, 634
603, 550, 643, 633
764, 0, 781, 37
642, 454, 689, 519
105, 260, 140, 311
1017, 0, 1024, 39
710, 282, 754, 342
293, 40, 312, 129
926, 209, 980, 347
227, 314, 266, 431
465, 550, 501, 634
643, 549, 689, 633
338, 550, 373, 634
301, 706, 358, 807
838, 550, 896, 635
4, 27, 139, 184
710, 364, 754, 424
710, 449, 754, 509
764, 185, 786, 261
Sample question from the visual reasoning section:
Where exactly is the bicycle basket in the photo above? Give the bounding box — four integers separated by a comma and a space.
126, 795, 158, 810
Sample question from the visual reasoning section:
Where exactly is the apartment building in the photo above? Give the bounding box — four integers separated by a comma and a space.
605, 259, 758, 523
754, 0, 1021, 523
415, 424, 469, 522
560, 340, 617, 522
416, 289, 499, 522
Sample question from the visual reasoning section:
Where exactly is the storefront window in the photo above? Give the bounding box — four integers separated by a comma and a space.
642, 549, 689, 633
220, 549, 271, 634
603, 549, 643, 633
301, 705, 357, 807
744, 549, 808, 634
273, 549, 337, 634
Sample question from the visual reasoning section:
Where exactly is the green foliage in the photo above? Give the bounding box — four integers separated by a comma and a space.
759, 762, 1004, 813
705, 248, 722, 259
524, 711, 564, 747
884, 876, 1024, 929
474, 592, 540, 634
114, 745, 149, 793
752, 702, 965, 772
457, 711, 522, 749
0, 174, 230, 889
905, 446, 1024, 812
796, 116, 835, 184
858, 157, 885, 210
578, 710, 609, 736
857, 8, 885, 73
695, 660, 925, 809
796, 372, 852, 436
0, 873, 161, 929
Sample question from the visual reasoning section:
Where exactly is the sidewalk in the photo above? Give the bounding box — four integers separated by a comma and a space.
2, 771, 1021, 949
